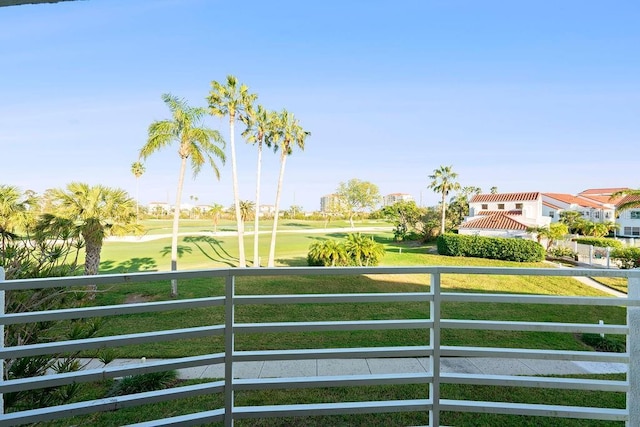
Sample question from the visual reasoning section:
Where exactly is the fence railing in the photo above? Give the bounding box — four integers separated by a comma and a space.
1, 266, 639, 426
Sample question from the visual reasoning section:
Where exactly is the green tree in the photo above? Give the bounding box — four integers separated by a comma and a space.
267, 109, 310, 267
208, 203, 224, 233
241, 104, 275, 267
447, 186, 481, 228
130, 161, 145, 223
285, 205, 304, 219
208, 75, 257, 268
381, 200, 423, 241
140, 93, 225, 297
490, 186, 498, 194
0, 185, 36, 254
239, 200, 255, 224
428, 165, 461, 235
559, 210, 584, 234
336, 179, 381, 227
46, 183, 140, 291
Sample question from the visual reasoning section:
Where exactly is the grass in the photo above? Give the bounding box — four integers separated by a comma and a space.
591, 276, 628, 293
23, 228, 632, 425
40, 374, 626, 426
86, 237, 625, 359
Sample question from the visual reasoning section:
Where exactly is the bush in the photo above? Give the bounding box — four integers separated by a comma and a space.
437, 234, 545, 262
107, 370, 178, 397
308, 233, 385, 267
610, 247, 640, 269
572, 237, 623, 248
547, 246, 577, 259
581, 333, 625, 353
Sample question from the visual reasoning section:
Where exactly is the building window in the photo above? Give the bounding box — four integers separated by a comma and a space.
481, 204, 488, 210
594, 211, 600, 219
605, 212, 611, 219
624, 227, 640, 236
498, 204, 505, 210
549, 211, 554, 218
631, 211, 640, 219
515, 203, 523, 209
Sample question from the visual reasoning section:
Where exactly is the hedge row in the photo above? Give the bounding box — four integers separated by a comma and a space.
436, 234, 545, 262
571, 237, 623, 248
610, 247, 640, 269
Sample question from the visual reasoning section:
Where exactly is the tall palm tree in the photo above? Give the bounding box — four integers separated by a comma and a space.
140, 93, 225, 297
208, 75, 257, 268
241, 104, 275, 267
239, 200, 255, 224
611, 189, 640, 211
130, 161, 145, 223
208, 203, 224, 233
428, 165, 461, 235
267, 109, 310, 267
47, 183, 140, 294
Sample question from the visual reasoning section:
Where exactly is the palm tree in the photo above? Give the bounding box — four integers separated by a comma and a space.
239, 200, 255, 224
208, 75, 257, 268
0, 185, 35, 254
47, 183, 140, 294
241, 104, 275, 267
130, 161, 145, 223
267, 109, 310, 267
344, 233, 385, 266
208, 203, 224, 233
140, 93, 225, 297
428, 165, 461, 235
611, 189, 640, 211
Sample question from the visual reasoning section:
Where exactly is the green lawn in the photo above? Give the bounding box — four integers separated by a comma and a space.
29, 231, 631, 426
591, 276, 628, 294
89, 233, 623, 359
42, 374, 626, 427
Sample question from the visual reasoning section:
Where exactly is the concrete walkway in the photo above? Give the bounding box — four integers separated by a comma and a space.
80, 357, 627, 380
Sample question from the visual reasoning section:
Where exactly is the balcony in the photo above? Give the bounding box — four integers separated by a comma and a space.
1, 266, 639, 426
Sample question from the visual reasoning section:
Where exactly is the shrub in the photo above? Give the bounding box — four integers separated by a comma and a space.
610, 247, 640, 269
107, 370, 178, 397
436, 234, 545, 262
581, 333, 625, 353
572, 237, 623, 248
308, 233, 385, 267
547, 246, 577, 259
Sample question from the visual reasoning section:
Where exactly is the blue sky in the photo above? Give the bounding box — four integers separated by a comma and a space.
2, 0, 639, 211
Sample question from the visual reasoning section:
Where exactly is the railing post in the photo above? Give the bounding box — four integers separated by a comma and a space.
606, 247, 611, 269
627, 270, 640, 427
1, 267, 4, 415
429, 271, 441, 427
589, 245, 593, 265
224, 273, 235, 427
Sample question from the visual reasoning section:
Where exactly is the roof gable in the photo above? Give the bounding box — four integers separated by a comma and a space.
459, 213, 529, 231
470, 192, 540, 203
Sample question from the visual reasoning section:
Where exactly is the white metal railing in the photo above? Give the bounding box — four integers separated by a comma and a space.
1, 266, 639, 426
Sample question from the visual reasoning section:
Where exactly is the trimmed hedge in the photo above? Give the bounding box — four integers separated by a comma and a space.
572, 237, 623, 248
436, 234, 545, 262
610, 247, 640, 269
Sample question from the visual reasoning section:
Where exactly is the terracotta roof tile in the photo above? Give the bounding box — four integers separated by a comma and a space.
617, 194, 640, 209
459, 213, 529, 231
470, 192, 540, 203
543, 201, 563, 210
579, 188, 630, 195
543, 193, 603, 209
477, 210, 522, 216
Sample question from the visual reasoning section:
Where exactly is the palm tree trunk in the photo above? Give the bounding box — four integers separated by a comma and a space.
268, 152, 287, 267
229, 116, 246, 267
170, 157, 187, 297
440, 193, 446, 235
135, 177, 140, 223
253, 141, 263, 267
83, 236, 102, 298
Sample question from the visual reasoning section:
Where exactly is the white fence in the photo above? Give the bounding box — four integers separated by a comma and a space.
1, 266, 639, 426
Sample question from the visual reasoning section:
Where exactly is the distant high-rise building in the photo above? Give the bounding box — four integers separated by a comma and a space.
383, 193, 414, 206
320, 194, 340, 213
